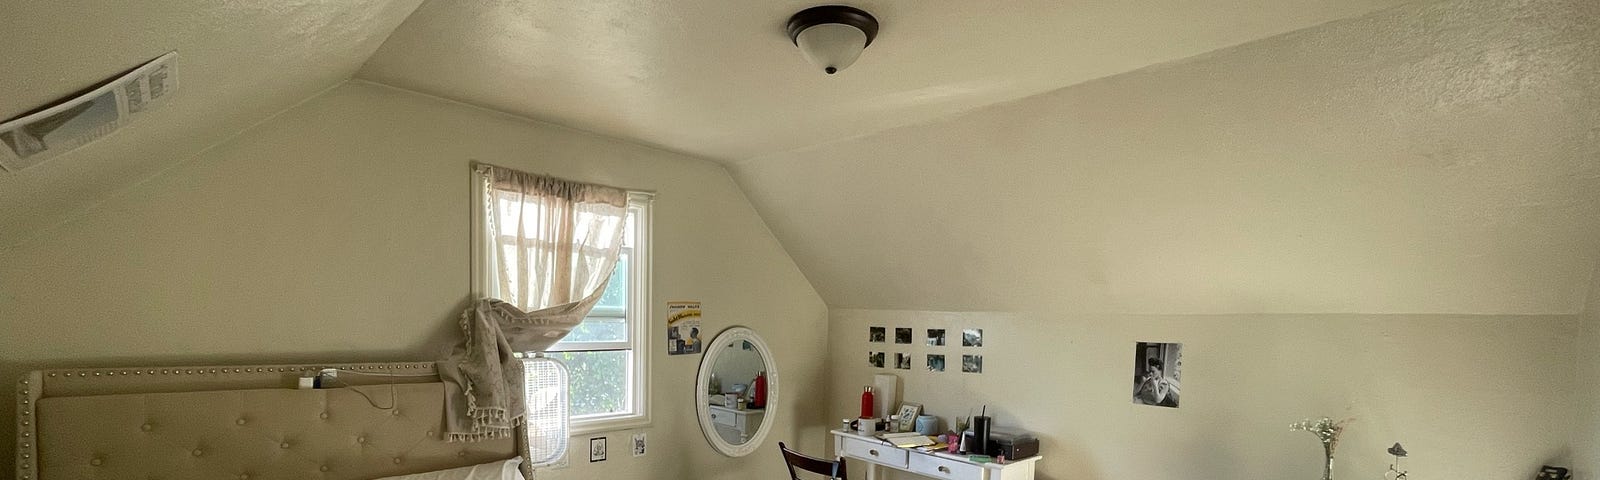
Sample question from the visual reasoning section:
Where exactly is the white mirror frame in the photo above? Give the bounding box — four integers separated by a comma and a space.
694, 326, 780, 457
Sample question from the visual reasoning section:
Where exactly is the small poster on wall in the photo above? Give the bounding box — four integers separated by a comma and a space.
666, 301, 702, 355
1132, 342, 1183, 408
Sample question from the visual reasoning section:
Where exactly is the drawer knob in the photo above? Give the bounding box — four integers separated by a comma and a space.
939, 466, 951, 473
868, 449, 879, 456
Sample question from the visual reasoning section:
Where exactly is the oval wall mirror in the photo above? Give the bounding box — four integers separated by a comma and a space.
695, 326, 779, 457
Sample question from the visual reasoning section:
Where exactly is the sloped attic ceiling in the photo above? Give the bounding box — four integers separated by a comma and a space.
1, 0, 1415, 248
733, 0, 1600, 315
0, 0, 424, 247
356, 0, 1415, 162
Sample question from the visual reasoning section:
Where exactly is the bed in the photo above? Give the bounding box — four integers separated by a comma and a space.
14, 362, 527, 480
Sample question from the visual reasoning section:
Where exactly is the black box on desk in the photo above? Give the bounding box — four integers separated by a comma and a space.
986, 430, 1039, 460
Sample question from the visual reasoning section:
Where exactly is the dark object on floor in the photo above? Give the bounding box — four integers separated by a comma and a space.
1536, 465, 1570, 480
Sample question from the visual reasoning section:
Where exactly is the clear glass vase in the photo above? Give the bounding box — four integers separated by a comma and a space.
1321, 443, 1335, 480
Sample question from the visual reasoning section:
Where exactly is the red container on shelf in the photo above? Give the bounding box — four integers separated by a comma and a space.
751, 371, 767, 408
860, 386, 875, 419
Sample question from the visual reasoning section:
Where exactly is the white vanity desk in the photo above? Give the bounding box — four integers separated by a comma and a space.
831, 430, 1039, 480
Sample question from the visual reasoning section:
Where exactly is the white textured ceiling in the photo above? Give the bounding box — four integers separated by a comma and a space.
733, 0, 1600, 314
0, 0, 423, 247
355, 0, 1412, 162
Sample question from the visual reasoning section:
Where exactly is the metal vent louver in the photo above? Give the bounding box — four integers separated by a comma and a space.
522, 355, 570, 467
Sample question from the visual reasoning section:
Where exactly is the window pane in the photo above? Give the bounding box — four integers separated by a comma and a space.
561, 316, 627, 343
593, 253, 628, 311
552, 350, 630, 417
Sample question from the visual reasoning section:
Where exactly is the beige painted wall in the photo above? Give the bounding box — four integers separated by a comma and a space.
829, 309, 1580, 480
1578, 269, 1600, 480
0, 81, 831, 478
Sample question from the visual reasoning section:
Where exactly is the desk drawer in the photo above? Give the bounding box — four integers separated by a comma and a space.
839, 435, 908, 468
709, 409, 737, 428
909, 453, 985, 480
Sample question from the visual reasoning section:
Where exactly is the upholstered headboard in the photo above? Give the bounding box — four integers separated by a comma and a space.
14, 363, 523, 480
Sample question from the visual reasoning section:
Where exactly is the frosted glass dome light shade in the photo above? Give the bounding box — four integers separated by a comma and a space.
796, 23, 868, 74
787, 5, 879, 75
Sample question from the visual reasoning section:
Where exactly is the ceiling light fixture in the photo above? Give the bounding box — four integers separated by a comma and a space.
787, 5, 879, 75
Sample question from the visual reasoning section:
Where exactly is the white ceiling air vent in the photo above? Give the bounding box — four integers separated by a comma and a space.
0, 51, 178, 172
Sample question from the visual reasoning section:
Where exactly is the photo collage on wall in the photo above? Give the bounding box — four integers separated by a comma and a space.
868, 326, 982, 374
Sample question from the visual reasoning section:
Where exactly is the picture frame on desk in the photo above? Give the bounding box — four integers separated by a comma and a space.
895, 403, 922, 432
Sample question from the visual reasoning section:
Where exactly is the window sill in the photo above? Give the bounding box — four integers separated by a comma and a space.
570, 414, 650, 435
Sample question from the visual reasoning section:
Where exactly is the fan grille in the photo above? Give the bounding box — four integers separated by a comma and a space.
522, 356, 570, 467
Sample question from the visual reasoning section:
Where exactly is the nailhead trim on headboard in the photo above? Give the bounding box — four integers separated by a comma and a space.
16, 371, 40, 480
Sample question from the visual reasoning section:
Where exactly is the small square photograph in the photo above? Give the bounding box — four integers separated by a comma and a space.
632, 433, 647, 457
869, 326, 886, 343
927, 354, 946, 372
961, 354, 983, 374
590, 437, 607, 462
962, 328, 983, 347
894, 327, 913, 344
895, 353, 912, 370
1132, 342, 1183, 408
927, 329, 946, 346
868, 351, 885, 368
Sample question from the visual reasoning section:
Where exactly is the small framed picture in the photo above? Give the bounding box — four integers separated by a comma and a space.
895, 352, 912, 370
962, 354, 983, 374
868, 352, 885, 368
927, 329, 946, 346
894, 328, 913, 344
895, 403, 922, 432
869, 326, 886, 343
927, 354, 946, 372
962, 328, 983, 347
590, 437, 607, 462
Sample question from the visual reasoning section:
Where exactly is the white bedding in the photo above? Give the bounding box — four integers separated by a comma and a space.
374, 457, 525, 480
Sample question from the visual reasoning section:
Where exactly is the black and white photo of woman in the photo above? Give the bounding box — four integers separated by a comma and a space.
1132, 342, 1182, 408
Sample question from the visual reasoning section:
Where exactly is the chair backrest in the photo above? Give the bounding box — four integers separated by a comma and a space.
779, 441, 847, 480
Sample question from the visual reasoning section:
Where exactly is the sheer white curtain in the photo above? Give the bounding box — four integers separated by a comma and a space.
482, 165, 628, 322
441, 164, 629, 442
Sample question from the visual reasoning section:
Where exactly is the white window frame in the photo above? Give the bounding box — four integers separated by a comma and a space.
472, 173, 652, 435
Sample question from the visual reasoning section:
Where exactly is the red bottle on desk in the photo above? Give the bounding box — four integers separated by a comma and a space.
860, 386, 875, 419
751, 371, 767, 408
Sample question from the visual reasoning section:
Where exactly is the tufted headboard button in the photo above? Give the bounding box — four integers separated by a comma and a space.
236, 418, 247, 425
90, 457, 102, 466
141, 423, 154, 432
319, 465, 330, 472
192, 449, 204, 457
280, 442, 291, 449
393, 457, 403, 464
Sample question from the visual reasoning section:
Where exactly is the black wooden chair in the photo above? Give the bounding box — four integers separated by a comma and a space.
779, 441, 847, 480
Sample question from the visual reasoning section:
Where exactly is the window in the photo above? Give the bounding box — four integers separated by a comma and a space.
544, 195, 651, 432
474, 175, 652, 434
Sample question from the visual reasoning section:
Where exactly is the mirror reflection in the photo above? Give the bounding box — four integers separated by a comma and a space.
696, 326, 778, 457
706, 339, 767, 444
